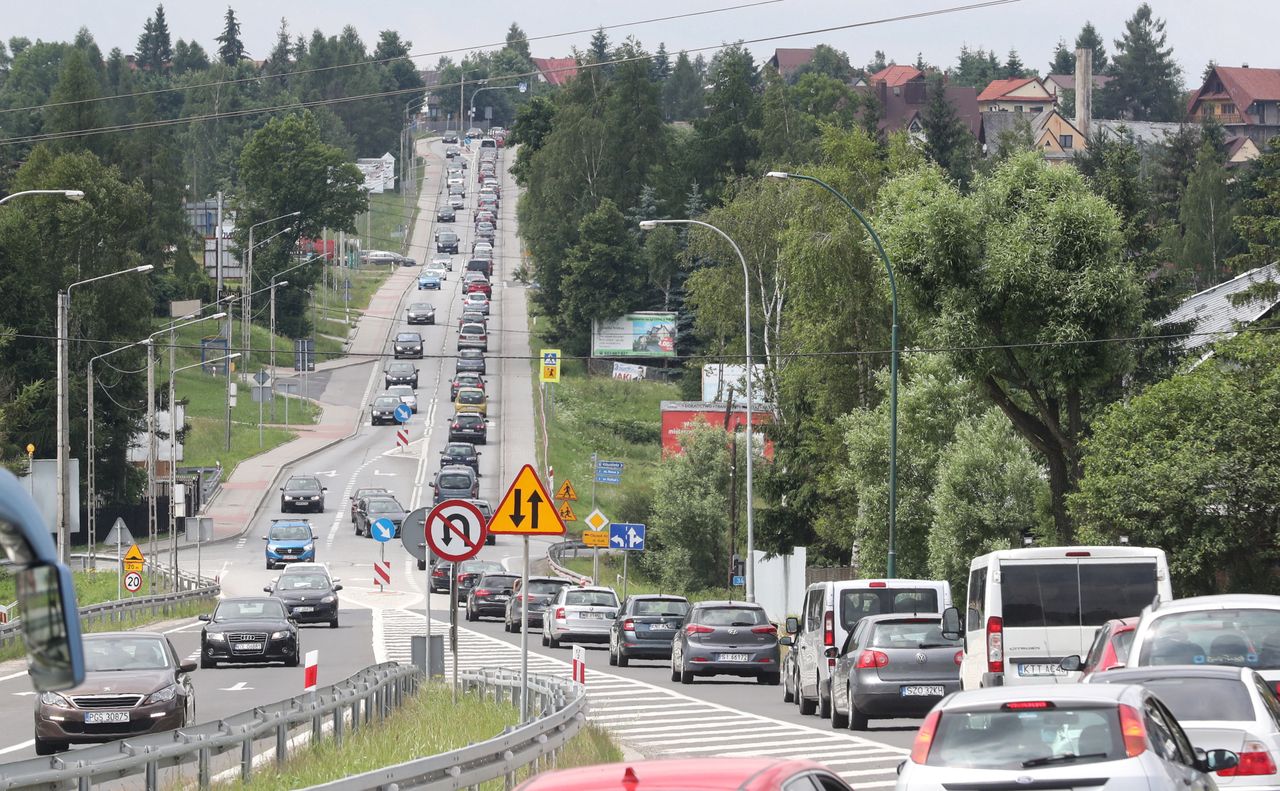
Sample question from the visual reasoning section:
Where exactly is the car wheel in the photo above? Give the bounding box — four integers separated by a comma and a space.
265, 561, 274, 570
830, 687, 849, 729
783, 671, 795, 703
541, 631, 549, 647
798, 676, 818, 716
608, 645, 618, 666
465, 605, 477, 622
286, 651, 300, 668
329, 618, 338, 629
616, 648, 629, 668
679, 664, 694, 685
818, 679, 832, 720
548, 632, 560, 649
761, 672, 782, 687
849, 698, 869, 731
200, 655, 215, 669
34, 736, 66, 756
670, 659, 680, 682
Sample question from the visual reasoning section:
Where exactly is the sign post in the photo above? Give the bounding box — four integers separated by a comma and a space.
398, 506, 437, 678
425, 499, 488, 702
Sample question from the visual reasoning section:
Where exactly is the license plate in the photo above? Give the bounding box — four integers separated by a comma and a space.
293, 607, 313, 613
85, 711, 130, 724
235, 642, 263, 651
1018, 663, 1069, 677
718, 653, 749, 662
495, 595, 509, 602
581, 612, 606, 620
901, 685, 946, 697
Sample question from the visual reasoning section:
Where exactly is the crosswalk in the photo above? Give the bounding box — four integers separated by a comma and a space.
377, 608, 908, 789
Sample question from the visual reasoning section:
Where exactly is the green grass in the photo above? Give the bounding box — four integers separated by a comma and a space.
363, 189, 417, 257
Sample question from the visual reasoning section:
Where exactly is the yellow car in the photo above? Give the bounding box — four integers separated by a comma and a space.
454, 386, 488, 416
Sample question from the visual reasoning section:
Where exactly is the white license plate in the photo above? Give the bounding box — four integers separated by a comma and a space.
85, 711, 130, 724
901, 685, 946, 697
581, 612, 607, 620
718, 653, 750, 662
235, 642, 263, 651
293, 607, 313, 613
1017, 663, 1069, 677
494, 595, 509, 602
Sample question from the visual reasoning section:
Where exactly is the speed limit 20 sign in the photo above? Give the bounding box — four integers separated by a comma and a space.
123, 571, 143, 593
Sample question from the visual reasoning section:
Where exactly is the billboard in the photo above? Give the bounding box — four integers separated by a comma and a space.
702, 364, 770, 405
592, 312, 677, 358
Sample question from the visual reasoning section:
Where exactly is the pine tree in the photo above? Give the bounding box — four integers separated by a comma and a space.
652, 43, 671, 83
1050, 40, 1075, 74
866, 50, 887, 75
1004, 48, 1026, 78
1075, 21, 1108, 73
136, 17, 155, 69
216, 6, 246, 66
505, 23, 530, 61
1097, 3, 1183, 121
1179, 142, 1237, 287
921, 75, 975, 187
588, 27, 609, 64
1229, 144, 1280, 275
171, 39, 209, 73
265, 18, 291, 76
151, 4, 171, 68
664, 51, 704, 121
43, 48, 104, 154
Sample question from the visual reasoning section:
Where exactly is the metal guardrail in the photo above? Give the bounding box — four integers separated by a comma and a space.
546, 541, 593, 585
0, 662, 419, 791
303, 668, 586, 791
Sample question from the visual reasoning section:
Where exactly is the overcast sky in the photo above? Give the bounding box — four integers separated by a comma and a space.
7, 1, 1271, 84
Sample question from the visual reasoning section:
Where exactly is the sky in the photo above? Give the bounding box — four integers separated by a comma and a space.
6, 0, 1273, 85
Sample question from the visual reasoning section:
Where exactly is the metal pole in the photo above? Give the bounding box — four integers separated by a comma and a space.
147, 340, 157, 582
520, 535, 529, 722
224, 300, 233, 452
246, 226, 254, 367
270, 284, 277, 422
86, 357, 94, 569
591, 451, 598, 582
116, 515, 122, 600
425, 548, 433, 676
170, 332, 179, 591
55, 290, 69, 564
622, 550, 629, 601
450, 570, 458, 704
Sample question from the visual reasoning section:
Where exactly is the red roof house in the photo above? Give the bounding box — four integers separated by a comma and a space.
1188, 65, 1280, 146
530, 57, 578, 87
767, 48, 816, 81
977, 77, 1055, 114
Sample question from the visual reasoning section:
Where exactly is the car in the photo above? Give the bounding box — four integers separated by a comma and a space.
387, 385, 418, 413
609, 595, 691, 667
354, 495, 406, 538
405, 302, 435, 325
512, 758, 853, 791
464, 275, 492, 299
431, 254, 454, 271
417, 272, 442, 290
442, 131, 458, 144
262, 519, 316, 569
449, 195, 465, 210
825, 613, 962, 730
349, 487, 389, 523
505, 577, 573, 632
450, 372, 486, 400
458, 323, 488, 352
475, 223, 496, 243
435, 230, 459, 253
462, 293, 490, 315
425, 263, 448, 281
1059, 616, 1139, 679
278, 562, 335, 581
896, 682, 1239, 790
453, 559, 506, 603
445, 145, 459, 158
464, 498, 497, 545
448, 413, 487, 444
1123, 594, 1280, 682
393, 332, 424, 359
453, 386, 488, 416
363, 250, 399, 266
456, 348, 486, 374
466, 257, 493, 277
439, 442, 480, 473
265, 569, 342, 628
398, 256, 417, 268
369, 394, 401, 425
459, 310, 487, 331
384, 362, 418, 389
474, 210, 497, 226
466, 127, 484, 138
448, 184, 466, 198
280, 475, 326, 513
436, 207, 456, 222
433, 465, 478, 505
33, 632, 196, 755
466, 573, 519, 621
198, 598, 300, 669
428, 559, 454, 591
671, 601, 780, 685
543, 586, 620, 648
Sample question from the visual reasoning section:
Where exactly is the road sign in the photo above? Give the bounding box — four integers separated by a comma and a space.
396, 428, 409, 449
490, 465, 565, 535
253, 370, 271, 386
304, 650, 319, 691
394, 404, 412, 423
425, 499, 488, 561
558, 501, 578, 522
540, 348, 561, 384
374, 561, 391, 588
584, 508, 609, 532
732, 575, 745, 587
123, 571, 143, 593
370, 518, 396, 543
571, 644, 586, 684
103, 517, 133, 547
581, 530, 609, 548
555, 479, 578, 502
609, 523, 646, 551
594, 474, 621, 485
123, 543, 145, 573
400, 507, 430, 561
595, 460, 624, 471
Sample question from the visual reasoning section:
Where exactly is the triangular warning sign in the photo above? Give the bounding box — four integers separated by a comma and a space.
558, 501, 578, 522
124, 544, 145, 563
103, 518, 134, 547
490, 465, 566, 535
555, 479, 578, 502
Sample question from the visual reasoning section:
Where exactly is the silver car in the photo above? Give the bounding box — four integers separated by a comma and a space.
1126, 594, 1280, 685
542, 586, 619, 648
897, 683, 1237, 790
670, 601, 781, 685
386, 385, 417, 413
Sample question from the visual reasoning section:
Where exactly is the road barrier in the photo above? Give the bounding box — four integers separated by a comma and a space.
301, 668, 586, 791
546, 540, 593, 585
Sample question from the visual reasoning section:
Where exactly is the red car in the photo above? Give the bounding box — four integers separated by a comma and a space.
514, 758, 853, 791
1077, 616, 1139, 678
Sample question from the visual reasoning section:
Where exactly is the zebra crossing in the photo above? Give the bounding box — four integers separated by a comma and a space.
376, 608, 908, 789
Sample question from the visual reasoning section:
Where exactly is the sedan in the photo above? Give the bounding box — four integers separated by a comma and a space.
417, 272, 442, 290
369, 394, 401, 425
436, 207, 456, 222
439, 442, 480, 473
280, 475, 325, 513
543, 586, 620, 648
454, 559, 507, 603
609, 595, 690, 667
448, 413, 487, 444
387, 385, 418, 413
475, 222, 496, 242
433, 465, 478, 505
406, 302, 435, 325
350, 487, 389, 523
671, 601, 780, 685
448, 195, 465, 210
266, 570, 342, 628
34, 633, 195, 755
384, 362, 418, 388
445, 145, 459, 158
456, 349, 486, 375
458, 323, 488, 352
466, 573, 519, 621
466, 498, 497, 545
826, 613, 961, 730
393, 332, 424, 359
450, 373, 485, 400
431, 254, 454, 271
355, 495, 406, 538
425, 264, 448, 281
199, 598, 299, 668
442, 131, 458, 144
505, 577, 572, 632
513, 758, 853, 791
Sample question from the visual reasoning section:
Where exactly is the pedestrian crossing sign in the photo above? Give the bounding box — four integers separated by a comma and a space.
558, 501, 578, 522
540, 348, 561, 383
555, 479, 578, 502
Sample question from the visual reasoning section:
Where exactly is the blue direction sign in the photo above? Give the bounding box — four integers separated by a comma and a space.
393, 404, 412, 424
608, 523, 645, 551
371, 518, 397, 543
594, 475, 621, 485
731, 575, 745, 587
595, 460, 624, 471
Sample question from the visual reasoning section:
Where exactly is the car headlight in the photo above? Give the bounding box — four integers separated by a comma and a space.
271, 630, 292, 641
145, 684, 179, 705
267, 544, 279, 552
310, 495, 320, 500
206, 632, 226, 642
283, 495, 294, 500
303, 543, 315, 552
40, 691, 70, 707
321, 594, 336, 604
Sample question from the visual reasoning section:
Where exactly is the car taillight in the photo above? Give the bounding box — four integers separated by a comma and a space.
954, 650, 964, 666
452, 422, 461, 429
621, 619, 635, 631
856, 650, 889, 669
1118, 704, 1147, 757
685, 624, 713, 635
555, 607, 565, 620
986, 616, 1004, 674
868, 581, 887, 587
751, 625, 777, 635
474, 588, 490, 597
1219, 741, 1277, 776
1003, 701, 1053, 710
911, 710, 941, 764
823, 611, 834, 647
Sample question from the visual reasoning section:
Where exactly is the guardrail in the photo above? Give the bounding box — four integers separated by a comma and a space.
547, 540, 593, 585
0, 662, 419, 791
303, 668, 586, 791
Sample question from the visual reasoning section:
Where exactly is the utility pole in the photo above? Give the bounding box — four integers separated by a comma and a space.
146, 340, 157, 583
55, 290, 70, 565
590, 451, 599, 582
723, 388, 738, 593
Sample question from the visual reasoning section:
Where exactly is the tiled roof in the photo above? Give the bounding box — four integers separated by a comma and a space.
1189, 66, 1280, 118
530, 57, 578, 87
1159, 262, 1280, 352
1093, 120, 1187, 146
977, 77, 1052, 103
870, 65, 923, 87
769, 48, 816, 77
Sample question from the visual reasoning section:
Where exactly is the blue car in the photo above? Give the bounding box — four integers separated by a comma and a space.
418, 273, 441, 290
263, 519, 316, 570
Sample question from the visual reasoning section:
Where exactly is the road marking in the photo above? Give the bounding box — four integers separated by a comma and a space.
0, 670, 29, 683
162, 620, 203, 634
0, 739, 33, 756
10, 691, 35, 697
373, 469, 397, 477
219, 681, 254, 692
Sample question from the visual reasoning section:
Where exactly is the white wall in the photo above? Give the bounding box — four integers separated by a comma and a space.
753, 546, 807, 623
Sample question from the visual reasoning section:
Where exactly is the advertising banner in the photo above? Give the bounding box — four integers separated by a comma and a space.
611, 362, 646, 381
592, 312, 677, 358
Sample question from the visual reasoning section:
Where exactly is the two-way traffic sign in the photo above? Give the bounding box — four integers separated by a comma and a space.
490, 465, 566, 535
609, 523, 646, 551
425, 500, 488, 562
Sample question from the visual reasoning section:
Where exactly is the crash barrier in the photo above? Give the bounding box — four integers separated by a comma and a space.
546, 540, 593, 585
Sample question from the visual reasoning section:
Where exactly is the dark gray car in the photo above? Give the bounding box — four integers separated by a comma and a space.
393, 332, 423, 359
280, 475, 326, 513
609, 595, 690, 667
406, 302, 435, 325
670, 601, 780, 685
354, 496, 406, 538
504, 577, 572, 632
370, 395, 400, 425
456, 349, 485, 374
265, 571, 342, 628
433, 465, 478, 504
384, 362, 418, 388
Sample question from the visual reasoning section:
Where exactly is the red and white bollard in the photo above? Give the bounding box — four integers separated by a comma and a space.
304, 650, 319, 691
571, 644, 586, 684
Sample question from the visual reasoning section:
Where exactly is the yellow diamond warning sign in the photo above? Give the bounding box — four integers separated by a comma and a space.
555, 479, 578, 502
490, 465, 566, 535
558, 501, 578, 522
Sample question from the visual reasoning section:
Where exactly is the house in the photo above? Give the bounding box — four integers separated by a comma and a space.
982, 108, 1087, 163
1187, 65, 1280, 146
1093, 119, 1187, 147
1044, 73, 1113, 108
1226, 135, 1262, 167
977, 77, 1055, 114
530, 57, 578, 87
857, 67, 981, 143
767, 48, 815, 81
1159, 262, 1280, 358
870, 64, 924, 88
355, 153, 396, 194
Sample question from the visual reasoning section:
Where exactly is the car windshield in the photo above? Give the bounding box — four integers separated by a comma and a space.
446, 445, 475, 456
375, 397, 400, 407
288, 478, 320, 491
438, 232, 457, 241
457, 415, 482, 425
216, 600, 287, 620
635, 599, 690, 616
438, 474, 472, 489
396, 334, 419, 342
462, 561, 504, 573
84, 637, 170, 672
366, 499, 399, 514
389, 386, 412, 395
1110, 676, 1255, 721
461, 350, 483, 358
840, 588, 940, 631
269, 524, 310, 541
409, 304, 431, 311
459, 391, 483, 404
869, 621, 960, 648
1140, 608, 1280, 669
389, 364, 414, 373
566, 591, 618, 607
698, 607, 768, 626
529, 581, 570, 596
479, 575, 517, 587
927, 706, 1124, 770
277, 574, 330, 592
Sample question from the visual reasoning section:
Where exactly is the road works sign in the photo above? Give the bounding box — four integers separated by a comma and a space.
490, 464, 565, 535
540, 349, 561, 384
123, 544, 145, 573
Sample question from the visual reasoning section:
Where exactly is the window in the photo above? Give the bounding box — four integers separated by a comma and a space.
1137, 677, 1253, 722
1078, 564, 1157, 625
1222, 103, 1236, 115
1030, 106, 1041, 115
839, 589, 938, 631
1014, 105, 1023, 113
1001, 564, 1081, 628
928, 707, 1124, 769
966, 567, 987, 632
1059, 134, 1074, 149
805, 590, 823, 632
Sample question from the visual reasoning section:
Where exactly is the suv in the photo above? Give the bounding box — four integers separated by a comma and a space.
433, 465, 478, 504
458, 323, 488, 352
263, 519, 316, 569
384, 362, 418, 388
393, 332, 423, 359
280, 475, 326, 513
456, 348, 486, 374
435, 230, 459, 254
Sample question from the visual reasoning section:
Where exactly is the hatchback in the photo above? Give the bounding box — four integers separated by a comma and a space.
280, 475, 325, 513
467, 573, 519, 621
405, 302, 435, 324
431, 254, 454, 271
454, 559, 506, 603
354, 496, 406, 538
448, 413, 487, 444
417, 272, 441, 290
393, 332, 423, 359
265, 570, 342, 628
449, 195, 465, 210
435, 230, 459, 253
450, 372, 485, 400
453, 386, 488, 416
387, 385, 417, 413
456, 348, 486, 374
513, 758, 853, 791
1126, 595, 1280, 686
433, 465, 478, 504
506, 577, 573, 632
439, 442, 480, 473
436, 207, 455, 222
671, 601, 780, 685
609, 595, 690, 667
384, 362, 418, 388
1060, 616, 1139, 679
464, 275, 492, 298
349, 487, 389, 523
458, 323, 488, 352
544, 586, 620, 648
369, 394, 401, 425
463, 293, 490, 315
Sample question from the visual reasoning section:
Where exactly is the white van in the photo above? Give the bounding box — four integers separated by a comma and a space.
946, 545, 1172, 690
787, 578, 952, 719
479, 137, 497, 149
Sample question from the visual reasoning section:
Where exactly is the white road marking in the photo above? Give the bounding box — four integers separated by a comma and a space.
0, 739, 34, 756
0, 670, 29, 683
162, 620, 203, 634
219, 682, 254, 692
373, 469, 397, 477
10, 691, 35, 697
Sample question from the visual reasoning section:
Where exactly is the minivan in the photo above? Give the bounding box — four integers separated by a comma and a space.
466, 258, 493, 278
944, 545, 1172, 690
480, 137, 497, 149
787, 578, 951, 719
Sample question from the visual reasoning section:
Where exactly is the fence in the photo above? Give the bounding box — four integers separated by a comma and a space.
546, 541, 593, 584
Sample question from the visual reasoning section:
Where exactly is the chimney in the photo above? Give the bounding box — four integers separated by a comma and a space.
1074, 47, 1092, 141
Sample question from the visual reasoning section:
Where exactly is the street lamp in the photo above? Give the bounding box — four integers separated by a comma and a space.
57, 264, 153, 564
244, 211, 301, 366
469, 83, 526, 132
0, 189, 85, 205
765, 170, 902, 578
640, 218, 757, 602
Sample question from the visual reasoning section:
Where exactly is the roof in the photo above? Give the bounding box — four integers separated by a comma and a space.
941, 683, 1137, 710
864, 83, 981, 141
660, 400, 754, 413
1093, 120, 1188, 146
1190, 65, 1280, 117
530, 56, 578, 87
870, 64, 923, 87
977, 77, 1053, 103
767, 48, 815, 78
1158, 262, 1280, 351
1146, 593, 1280, 615
514, 758, 834, 791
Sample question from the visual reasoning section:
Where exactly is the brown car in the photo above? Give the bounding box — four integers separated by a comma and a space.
34, 632, 196, 754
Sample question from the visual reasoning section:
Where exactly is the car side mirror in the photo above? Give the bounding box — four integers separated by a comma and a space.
1200, 749, 1238, 773
1059, 654, 1083, 673
333, 584, 343, 592
179, 660, 198, 673
263, 586, 273, 593
322, 487, 328, 492
279, 487, 284, 491
333, 578, 341, 584
779, 635, 794, 647
940, 607, 961, 640
785, 616, 800, 635
311, 533, 318, 539
198, 614, 211, 622
262, 537, 269, 541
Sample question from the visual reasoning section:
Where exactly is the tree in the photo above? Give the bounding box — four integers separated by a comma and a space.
264, 18, 292, 77
877, 152, 1145, 540
505, 23, 530, 61
691, 44, 761, 194
215, 7, 246, 66
559, 199, 644, 353
642, 224, 681, 311
1230, 142, 1280, 275
1003, 48, 1027, 78
921, 75, 976, 187
135, 4, 172, 71
1178, 141, 1237, 287
663, 51, 703, 121
651, 43, 671, 83
43, 48, 104, 155
792, 44, 853, 83
171, 39, 209, 73
508, 94, 556, 183
588, 27, 610, 67
601, 45, 664, 208
865, 50, 888, 76
1097, 4, 1183, 121
1050, 40, 1075, 74
948, 46, 1002, 88
1075, 21, 1108, 73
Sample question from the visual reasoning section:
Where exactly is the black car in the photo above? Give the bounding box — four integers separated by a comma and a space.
393, 332, 424, 359
504, 577, 573, 632
455, 348, 486, 375
466, 498, 497, 545
280, 475, 326, 513
436, 207, 456, 222
266, 570, 342, 628
436, 230, 459, 254
448, 414, 487, 444
466, 573, 519, 621
440, 442, 481, 473
428, 559, 454, 591
350, 487, 389, 523
609, 595, 691, 667
450, 373, 485, 400
442, 131, 458, 144
199, 598, 299, 668
354, 495, 406, 538
384, 362, 418, 389
453, 560, 507, 604
370, 395, 401, 425
406, 302, 435, 325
